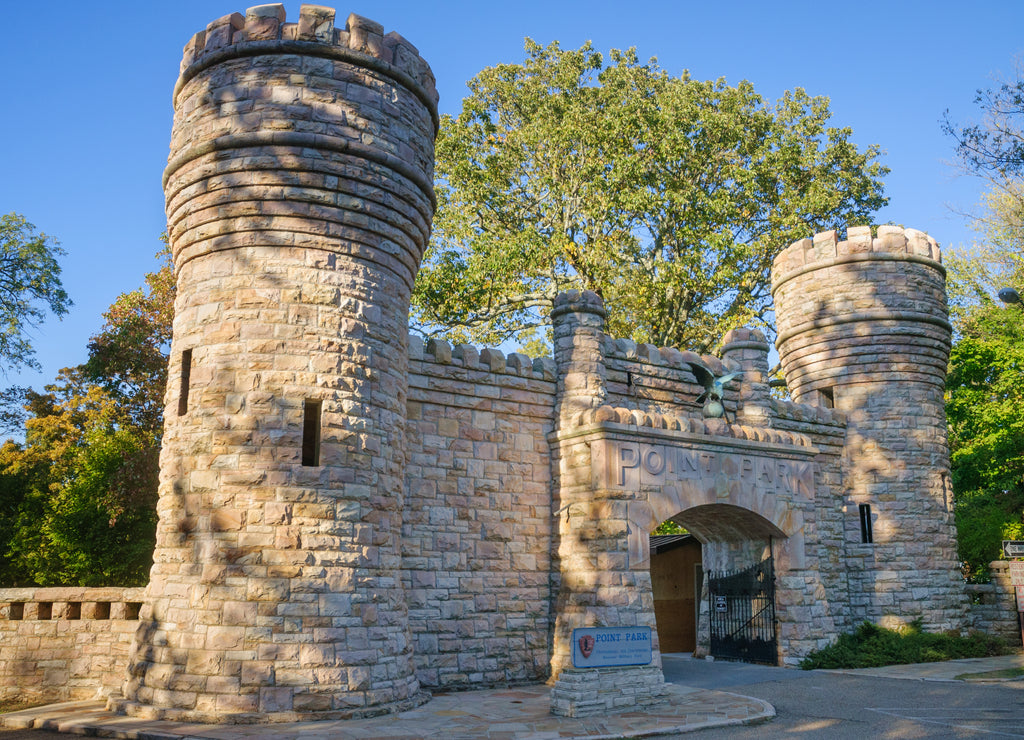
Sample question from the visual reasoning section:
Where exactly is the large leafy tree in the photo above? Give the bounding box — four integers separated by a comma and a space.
946, 301, 1024, 579
414, 41, 888, 353
0, 213, 71, 372
0, 249, 172, 586
944, 66, 1024, 578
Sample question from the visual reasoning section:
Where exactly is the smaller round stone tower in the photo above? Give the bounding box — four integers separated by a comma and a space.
772, 225, 964, 631
117, 5, 437, 722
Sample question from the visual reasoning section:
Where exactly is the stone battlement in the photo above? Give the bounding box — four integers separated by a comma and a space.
410, 335, 556, 380
0, 587, 145, 705
602, 337, 728, 377
772, 225, 943, 292
177, 5, 438, 115
769, 396, 845, 426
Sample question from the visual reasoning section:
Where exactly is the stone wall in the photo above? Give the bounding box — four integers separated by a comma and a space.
0, 587, 144, 705
966, 562, 1022, 644
769, 397, 852, 645
403, 337, 557, 688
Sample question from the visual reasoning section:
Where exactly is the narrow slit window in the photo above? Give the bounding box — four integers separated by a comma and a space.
859, 503, 873, 544
302, 399, 322, 467
819, 387, 835, 409
178, 349, 193, 416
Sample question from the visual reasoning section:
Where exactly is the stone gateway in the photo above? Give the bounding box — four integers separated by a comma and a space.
3, 3, 971, 724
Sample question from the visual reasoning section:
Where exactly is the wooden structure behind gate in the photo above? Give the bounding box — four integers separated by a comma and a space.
708, 553, 777, 665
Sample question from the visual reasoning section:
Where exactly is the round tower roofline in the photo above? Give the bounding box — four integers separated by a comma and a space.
771, 225, 944, 298
174, 6, 438, 127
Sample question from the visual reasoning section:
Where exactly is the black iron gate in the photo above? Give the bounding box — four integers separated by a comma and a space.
708, 554, 777, 664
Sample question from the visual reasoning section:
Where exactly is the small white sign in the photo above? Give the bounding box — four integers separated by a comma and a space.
715, 596, 728, 613
1010, 560, 1024, 587
571, 627, 652, 668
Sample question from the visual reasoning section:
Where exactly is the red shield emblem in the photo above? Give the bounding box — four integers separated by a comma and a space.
578, 634, 595, 659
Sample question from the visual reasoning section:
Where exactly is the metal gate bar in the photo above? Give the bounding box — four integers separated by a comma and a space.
708, 554, 777, 665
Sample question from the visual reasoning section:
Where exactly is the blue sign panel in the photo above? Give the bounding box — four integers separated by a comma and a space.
571, 626, 653, 668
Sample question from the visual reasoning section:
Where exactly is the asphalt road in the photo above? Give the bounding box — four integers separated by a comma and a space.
663, 654, 1024, 738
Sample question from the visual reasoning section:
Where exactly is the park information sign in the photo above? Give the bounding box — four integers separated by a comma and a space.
571, 627, 653, 668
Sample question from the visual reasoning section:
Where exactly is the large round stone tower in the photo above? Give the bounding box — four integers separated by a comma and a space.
772, 226, 965, 631
116, 5, 437, 721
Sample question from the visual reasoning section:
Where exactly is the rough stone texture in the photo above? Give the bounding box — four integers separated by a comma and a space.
550, 666, 666, 718
403, 337, 556, 688
0, 5, 977, 722
0, 588, 144, 705
116, 4, 438, 723
966, 562, 1022, 644
773, 226, 967, 632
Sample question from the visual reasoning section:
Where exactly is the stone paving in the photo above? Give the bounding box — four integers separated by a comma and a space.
0, 684, 773, 739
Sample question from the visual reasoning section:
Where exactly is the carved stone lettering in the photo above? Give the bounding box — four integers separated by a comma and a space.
595, 439, 815, 498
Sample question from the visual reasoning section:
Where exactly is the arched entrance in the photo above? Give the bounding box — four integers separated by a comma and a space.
646, 504, 789, 664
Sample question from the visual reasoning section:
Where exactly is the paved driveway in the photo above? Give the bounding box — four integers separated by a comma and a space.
663, 654, 1024, 738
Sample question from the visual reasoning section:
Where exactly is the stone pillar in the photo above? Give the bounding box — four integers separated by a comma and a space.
720, 328, 772, 427
115, 5, 437, 722
772, 225, 965, 631
549, 290, 665, 717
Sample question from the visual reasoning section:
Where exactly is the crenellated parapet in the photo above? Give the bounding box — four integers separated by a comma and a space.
772, 224, 941, 285
772, 225, 950, 405
603, 337, 728, 375
409, 334, 556, 380
177, 5, 438, 117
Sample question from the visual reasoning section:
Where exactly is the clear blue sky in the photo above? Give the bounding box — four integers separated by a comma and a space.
1, 0, 1021, 393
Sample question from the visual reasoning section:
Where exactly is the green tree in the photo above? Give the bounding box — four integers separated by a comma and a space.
0, 249, 172, 586
0, 213, 71, 372
82, 241, 174, 435
414, 41, 888, 353
944, 65, 1024, 578
946, 303, 1024, 579
2, 374, 158, 585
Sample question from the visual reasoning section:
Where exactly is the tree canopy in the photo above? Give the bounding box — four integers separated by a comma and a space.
946, 299, 1024, 579
0, 248, 171, 586
413, 41, 888, 354
0, 213, 71, 373
944, 67, 1024, 578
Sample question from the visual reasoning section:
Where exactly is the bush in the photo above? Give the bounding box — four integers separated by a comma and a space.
799, 620, 1012, 670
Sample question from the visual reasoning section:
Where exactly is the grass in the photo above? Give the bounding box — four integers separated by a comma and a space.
799, 619, 1015, 670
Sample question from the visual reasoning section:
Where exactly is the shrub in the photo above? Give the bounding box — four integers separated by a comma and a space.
800, 620, 1012, 670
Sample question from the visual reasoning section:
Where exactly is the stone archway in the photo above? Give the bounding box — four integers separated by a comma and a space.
550, 413, 838, 712
647, 503, 788, 661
